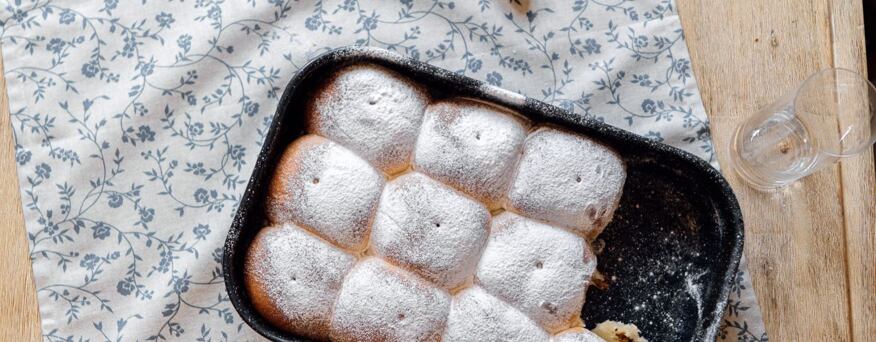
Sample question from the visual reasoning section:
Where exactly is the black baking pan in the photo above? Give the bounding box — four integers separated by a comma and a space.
223, 46, 744, 342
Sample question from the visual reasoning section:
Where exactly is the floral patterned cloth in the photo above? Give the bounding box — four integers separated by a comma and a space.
0, 0, 766, 341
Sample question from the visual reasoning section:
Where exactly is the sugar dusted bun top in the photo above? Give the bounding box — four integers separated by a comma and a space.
246, 62, 631, 341
370, 172, 490, 289
306, 64, 429, 175
413, 98, 530, 209
476, 212, 598, 332
330, 258, 451, 342
265, 134, 384, 251
244, 224, 356, 340
507, 127, 626, 239
443, 286, 550, 341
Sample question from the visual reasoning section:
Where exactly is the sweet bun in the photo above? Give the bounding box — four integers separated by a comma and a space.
265, 134, 384, 250
244, 224, 357, 340
413, 99, 530, 208
507, 127, 626, 239
370, 172, 490, 289
329, 258, 451, 342
476, 212, 598, 332
306, 64, 429, 174
443, 286, 549, 342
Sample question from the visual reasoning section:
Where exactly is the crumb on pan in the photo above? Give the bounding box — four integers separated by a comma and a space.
590, 270, 610, 291
592, 320, 648, 342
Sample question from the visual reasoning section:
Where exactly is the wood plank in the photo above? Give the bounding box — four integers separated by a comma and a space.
0, 51, 42, 339
829, 0, 876, 340
677, 0, 876, 340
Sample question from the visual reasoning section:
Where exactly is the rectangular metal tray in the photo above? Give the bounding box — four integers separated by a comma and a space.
223, 47, 744, 342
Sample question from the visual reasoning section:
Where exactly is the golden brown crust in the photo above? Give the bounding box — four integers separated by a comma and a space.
304, 71, 340, 135
244, 271, 333, 341
243, 229, 294, 332
244, 225, 350, 341
264, 135, 322, 226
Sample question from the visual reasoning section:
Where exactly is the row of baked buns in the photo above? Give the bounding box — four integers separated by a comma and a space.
244, 64, 627, 341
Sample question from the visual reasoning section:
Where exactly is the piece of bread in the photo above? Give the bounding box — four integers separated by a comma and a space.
476, 212, 598, 332
507, 127, 626, 239
329, 258, 451, 342
265, 134, 384, 251
592, 321, 648, 342
306, 64, 430, 174
244, 224, 357, 341
443, 286, 549, 342
370, 172, 490, 289
413, 99, 530, 209
553, 327, 607, 342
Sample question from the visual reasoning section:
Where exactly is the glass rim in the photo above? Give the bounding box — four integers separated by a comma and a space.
792, 67, 876, 157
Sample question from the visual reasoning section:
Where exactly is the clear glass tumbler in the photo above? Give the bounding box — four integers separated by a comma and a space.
730, 68, 876, 190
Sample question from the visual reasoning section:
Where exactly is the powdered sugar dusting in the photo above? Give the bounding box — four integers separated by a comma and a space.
476, 212, 597, 332
266, 135, 384, 251
413, 99, 530, 209
306, 64, 430, 174
551, 327, 605, 342
443, 286, 550, 342
329, 258, 451, 342
371, 172, 490, 289
552, 327, 606, 342
244, 224, 357, 340
507, 127, 626, 239
685, 270, 706, 321
250, 62, 638, 339
479, 83, 526, 106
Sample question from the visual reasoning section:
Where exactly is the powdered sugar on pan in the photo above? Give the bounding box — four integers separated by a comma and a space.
479, 83, 526, 106
685, 271, 706, 321
582, 168, 719, 341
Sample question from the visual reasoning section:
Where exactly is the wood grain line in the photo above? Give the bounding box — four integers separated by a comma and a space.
828, 0, 876, 341
677, 0, 875, 340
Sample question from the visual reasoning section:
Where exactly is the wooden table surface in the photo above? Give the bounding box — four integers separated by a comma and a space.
677, 0, 875, 341
1, 0, 874, 341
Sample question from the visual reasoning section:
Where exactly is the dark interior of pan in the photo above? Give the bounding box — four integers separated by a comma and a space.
223, 47, 745, 342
